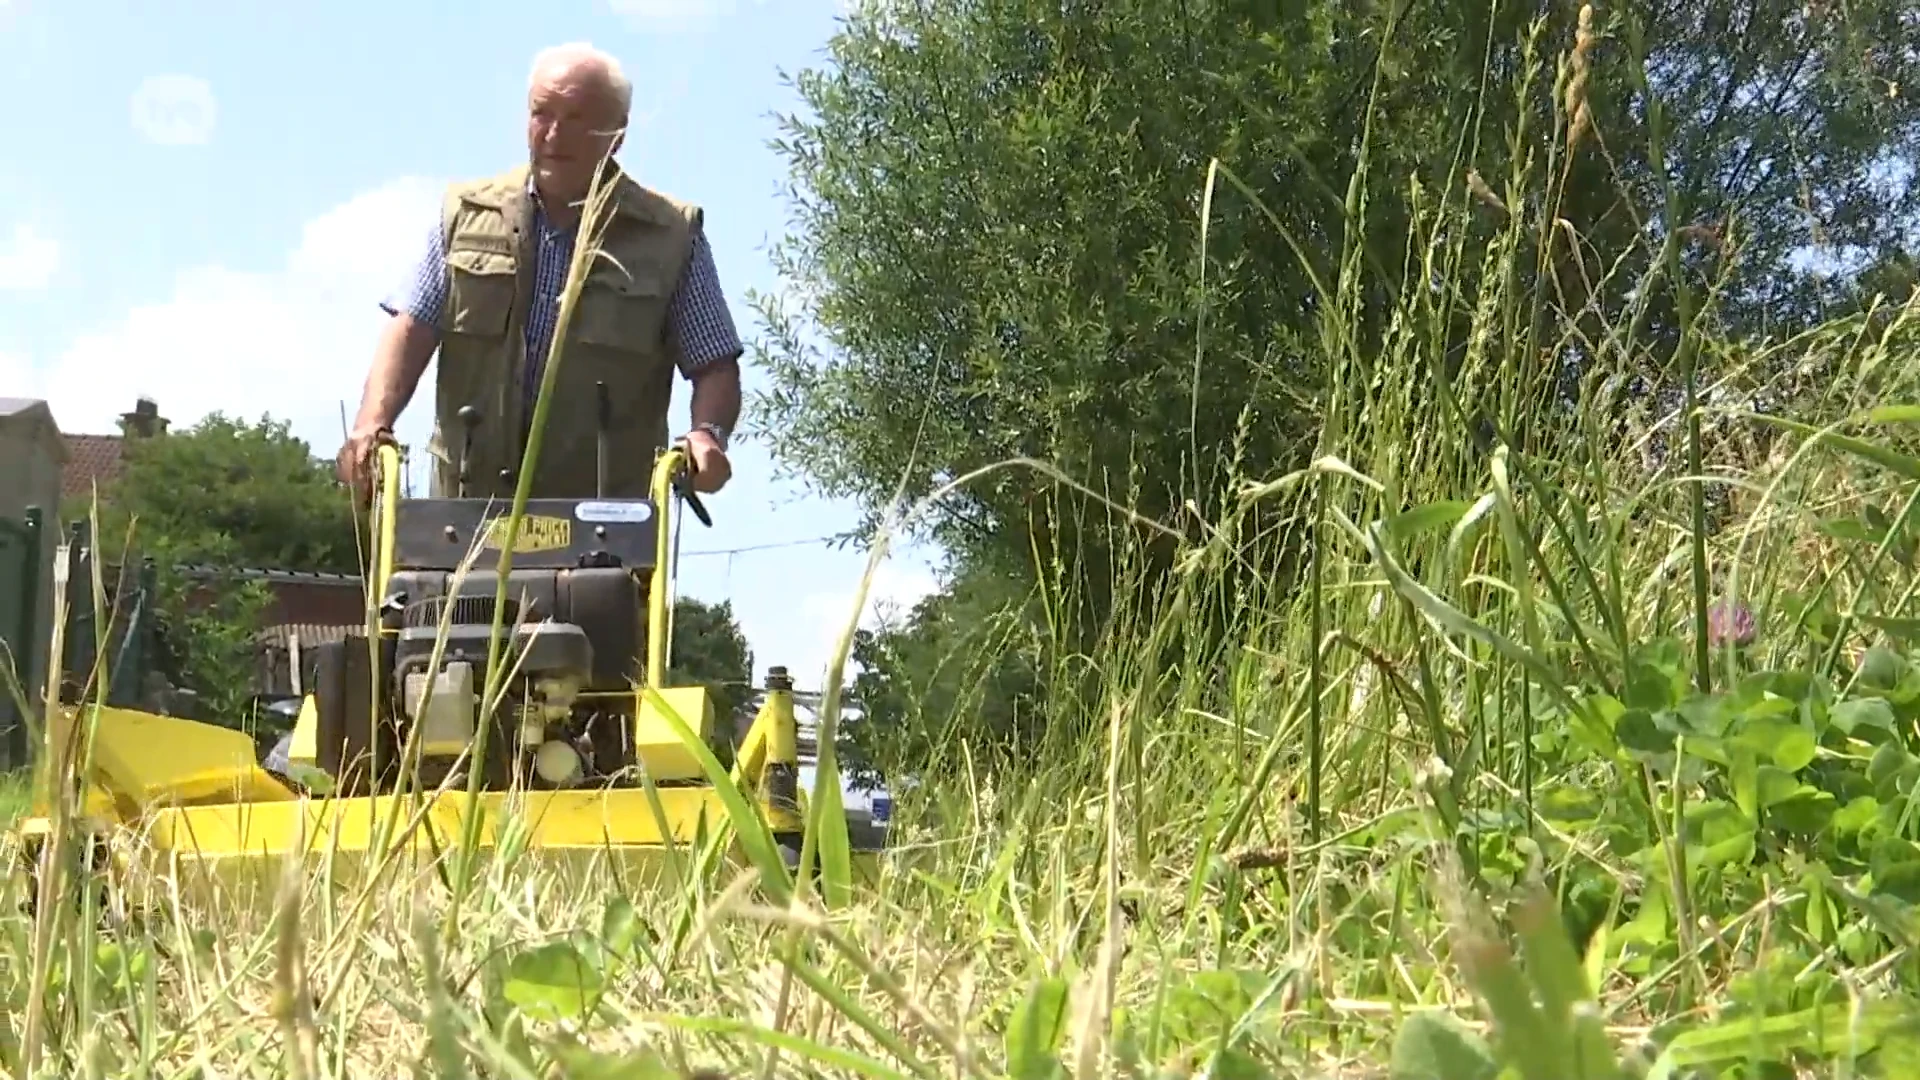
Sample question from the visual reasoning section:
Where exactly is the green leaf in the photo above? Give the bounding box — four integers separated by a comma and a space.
1833, 796, 1881, 837
1768, 789, 1838, 836
601, 894, 641, 960
1861, 616, 1920, 646
1616, 709, 1674, 755
1877, 861, 1920, 905
1537, 783, 1604, 825
1870, 741, 1910, 796
1754, 765, 1801, 808
1004, 977, 1071, 1080
1626, 659, 1681, 713
1388, 500, 1474, 539
1857, 646, 1909, 693
92, 941, 150, 993
503, 942, 603, 1024
1831, 697, 1897, 738
1733, 718, 1817, 771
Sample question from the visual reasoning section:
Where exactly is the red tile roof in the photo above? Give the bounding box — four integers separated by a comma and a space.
61, 434, 125, 501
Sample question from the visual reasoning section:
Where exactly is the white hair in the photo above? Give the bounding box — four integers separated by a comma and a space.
529, 42, 633, 117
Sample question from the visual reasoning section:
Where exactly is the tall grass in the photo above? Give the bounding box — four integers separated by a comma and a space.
5, 12, 1920, 1078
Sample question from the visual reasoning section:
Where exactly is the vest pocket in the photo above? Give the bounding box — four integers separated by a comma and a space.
444, 248, 515, 337
573, 270, 670, 352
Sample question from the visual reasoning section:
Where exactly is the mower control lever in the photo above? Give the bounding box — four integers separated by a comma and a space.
455, 405, 480, 498
677, 478, 713, 528
595, 381, 612, 499
671, 442, 713, 528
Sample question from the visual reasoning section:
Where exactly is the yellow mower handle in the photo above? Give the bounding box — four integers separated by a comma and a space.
645, 442, 700, 688
366, 439, 696, 690
371, 441, 403, 610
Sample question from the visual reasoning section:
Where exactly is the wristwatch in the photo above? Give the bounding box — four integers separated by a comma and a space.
693, 421, 730, 451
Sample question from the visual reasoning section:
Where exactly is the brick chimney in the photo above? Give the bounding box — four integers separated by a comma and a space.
117, 396, 169, 439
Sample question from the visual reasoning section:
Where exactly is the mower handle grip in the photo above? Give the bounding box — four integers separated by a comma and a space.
370, 441, 404, 600
656, 442, 712, 528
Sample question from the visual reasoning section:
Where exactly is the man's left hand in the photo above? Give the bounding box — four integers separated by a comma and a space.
684, 428, 732, 493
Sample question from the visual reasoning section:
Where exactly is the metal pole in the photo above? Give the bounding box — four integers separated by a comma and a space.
8, 507, 43, 768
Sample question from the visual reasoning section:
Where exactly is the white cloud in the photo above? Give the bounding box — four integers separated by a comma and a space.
129, 74, 217, 146
17, 177, 442, 486
0, 222, 57, 291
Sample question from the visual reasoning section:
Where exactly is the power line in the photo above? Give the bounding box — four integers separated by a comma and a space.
678, 534, 845, 558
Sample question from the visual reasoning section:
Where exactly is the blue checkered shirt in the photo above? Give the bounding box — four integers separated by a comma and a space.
381, 191, 744, 405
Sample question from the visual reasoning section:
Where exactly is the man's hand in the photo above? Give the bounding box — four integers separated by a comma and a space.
683, 427, 732, 493
336, 423, 396, 503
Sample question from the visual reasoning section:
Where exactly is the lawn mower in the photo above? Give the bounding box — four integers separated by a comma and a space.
11, 393, 876, 905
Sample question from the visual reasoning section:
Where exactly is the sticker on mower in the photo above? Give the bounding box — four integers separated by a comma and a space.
574, 501, 654, 524
478, 514, 573, 553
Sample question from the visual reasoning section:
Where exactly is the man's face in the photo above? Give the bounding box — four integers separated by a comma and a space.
527, 65, 625, 204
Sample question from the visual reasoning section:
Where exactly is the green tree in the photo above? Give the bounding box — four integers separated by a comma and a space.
666, 596, 755, 733
750, 0, 1920, 775
73, 413, 359, 721
839, 576, 1046, 789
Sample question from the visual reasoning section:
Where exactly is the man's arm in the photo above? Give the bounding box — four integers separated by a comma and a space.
353, 313, 440, 434
688, 355, 741, 432
354, 218, 448, 433
338, 219, 446, 491
667, 226, 744, 492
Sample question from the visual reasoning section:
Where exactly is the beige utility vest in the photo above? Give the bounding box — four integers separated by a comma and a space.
428, 163, 701, 502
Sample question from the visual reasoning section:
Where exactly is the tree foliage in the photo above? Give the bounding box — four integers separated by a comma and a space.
90, 413, 364, 575
666, 596, 755, 731
839, 573, 1048, 788
750, 0, 1920, 775
73, 413, 361, 718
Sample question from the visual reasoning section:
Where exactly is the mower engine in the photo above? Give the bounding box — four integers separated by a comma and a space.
380, 565, 644, 789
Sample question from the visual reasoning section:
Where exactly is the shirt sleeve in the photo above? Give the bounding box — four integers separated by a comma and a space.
380, 216, 448, 327
666, 226, 744, 378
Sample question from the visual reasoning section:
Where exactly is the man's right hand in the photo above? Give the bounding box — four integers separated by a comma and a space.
336, 424, 396, 503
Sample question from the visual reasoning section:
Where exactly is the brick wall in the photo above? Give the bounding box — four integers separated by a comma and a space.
260, 577, 365, 627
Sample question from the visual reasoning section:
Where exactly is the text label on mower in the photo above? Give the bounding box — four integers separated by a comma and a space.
574, 500, 654, 524
477, 514, 573, 554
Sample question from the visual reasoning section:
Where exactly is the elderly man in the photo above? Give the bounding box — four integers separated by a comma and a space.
337, 42, 739, 503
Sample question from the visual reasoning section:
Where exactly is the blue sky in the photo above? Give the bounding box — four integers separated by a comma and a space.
0, 0, 944, 698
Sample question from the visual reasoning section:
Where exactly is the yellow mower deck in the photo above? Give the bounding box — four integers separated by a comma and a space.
10, 443, 881, 905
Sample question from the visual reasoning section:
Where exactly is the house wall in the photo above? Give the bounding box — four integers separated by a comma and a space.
251, 579, 364, 698
0, 413, 66, 767
181, 576, 364, 626
176, 574, 366, 697
262, 579, 366, 627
